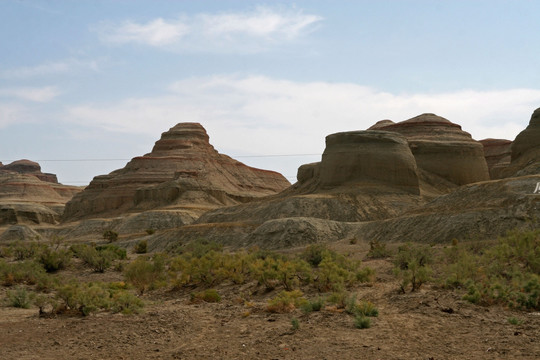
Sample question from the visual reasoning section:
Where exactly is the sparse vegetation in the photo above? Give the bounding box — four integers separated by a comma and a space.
366, 240, 391, 259
393, 243, 433, 293
134, 240, 148, 254
103, 230, 119, 243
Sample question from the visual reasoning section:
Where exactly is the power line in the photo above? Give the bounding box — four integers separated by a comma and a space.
1, 153, 321, 163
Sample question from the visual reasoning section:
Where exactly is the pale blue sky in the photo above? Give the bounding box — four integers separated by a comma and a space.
1, 0, 539, 185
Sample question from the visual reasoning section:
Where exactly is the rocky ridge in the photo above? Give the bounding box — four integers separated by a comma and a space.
62, 123, 290, 222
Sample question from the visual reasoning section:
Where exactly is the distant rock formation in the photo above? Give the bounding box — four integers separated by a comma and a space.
503, 107, 540, 177
0, 159, 59, 183
63, 123, 290, 221
480, 139, 512, 179
0, 163, 82, 226
318, 130, 420, 194
374, 114, 490, 186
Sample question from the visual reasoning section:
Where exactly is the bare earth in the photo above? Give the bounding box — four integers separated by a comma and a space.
1, 242, 539, 360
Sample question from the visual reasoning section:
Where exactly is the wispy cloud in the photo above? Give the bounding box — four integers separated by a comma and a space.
0, 86, 61, 102
0, 58, 101, 79
64, 75, 540, 159
96, 7, 323, 52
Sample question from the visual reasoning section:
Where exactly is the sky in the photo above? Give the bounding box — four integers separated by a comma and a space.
1, 0, 540, 185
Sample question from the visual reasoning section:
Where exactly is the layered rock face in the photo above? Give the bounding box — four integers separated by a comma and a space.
0, 159, 59, 183
318, 131, 420, 194
375, 114, 490, 186
63, 123, 290, 221
480, 139, 512, 179
0, 163, 82, 225
504, 107, 540, 177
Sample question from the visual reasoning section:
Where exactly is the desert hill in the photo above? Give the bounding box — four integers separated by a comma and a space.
0, 160, 82, 228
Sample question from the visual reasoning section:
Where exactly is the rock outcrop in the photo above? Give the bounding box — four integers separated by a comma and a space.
374, 114, 490, 186
503, 107, 540, 177
0, 163, 82, 225
63, 123, 290, 221
318, 130, 420, 194
0, 159, 59, 183
480, 139, 512, 179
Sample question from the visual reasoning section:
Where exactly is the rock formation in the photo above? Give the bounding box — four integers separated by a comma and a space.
0, 163, 82, 226
62, 123, 290, 221
0, 159, 59, 183
480, 139, 512, 179
374, 114, 490, 186
319, 130, 420, 194
503, 107, 540, 177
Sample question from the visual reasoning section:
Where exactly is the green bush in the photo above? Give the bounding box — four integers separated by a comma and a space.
191, 289, 222, 303
56, 282, 112, 316
124, 255, 166, 294
6, 286, 35, 308
110, 291, 144, 314
0, 259, 48, 287
103, 230, 119, 243
354, 314, 371, 329
134, 240, 148, 254
291, 317, 300, 331
366, 240, 391, 259
393, 243, 433, 292
39, 248, 72, 272
267, 290, 307, 313
11, 241, 47, 261
95, 244, 127, 260
72, 244, 125, 273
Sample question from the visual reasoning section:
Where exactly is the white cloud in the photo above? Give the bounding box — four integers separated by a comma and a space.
0, 58, 101, 79
101, 18, 189, 46
64, 75, 540, 157
0, 86, 60, 102
0, 103, 29, 128
96, 7, 322, 51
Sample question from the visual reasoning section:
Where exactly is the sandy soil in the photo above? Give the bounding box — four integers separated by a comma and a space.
1, 243, 539, 360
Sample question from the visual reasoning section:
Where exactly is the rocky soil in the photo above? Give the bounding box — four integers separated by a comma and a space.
1, 241, 539, 360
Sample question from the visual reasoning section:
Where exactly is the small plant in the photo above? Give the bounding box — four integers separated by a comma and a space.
145, 229, 155, 235
302, 297, 324, 313
393, 243, 433, 292
326, 291, 348, 309
267, 290, 307, 313
191, 289, 222, 303
508, 317, 523, 325
110, 291, 144, 314
366, 240, 391, 259
349, 237, 358, 245
134, 240, 148, 254
103, 230, 119, 243
354, 314, 371, 329
39, 248, 71, 272
124, 255, 166, 295
6, 286, 35, 308
291, 317, 300, 331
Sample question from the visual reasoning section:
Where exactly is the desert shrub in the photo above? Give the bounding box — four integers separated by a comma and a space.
180, 239, 223, 258
134, 240, 148, 254
302, 296, 324, 313
393, 243, 433, 292
6, 286, 35, 308
95, 244, 127, 260
355, 300, 379, 317
55, 282, 111, 316
0, 259, 48, 286
302, 244, 328, 267
314, 252, 368, 292
354, 314, 371, 329
145, 228, 155, 235
72, 244, 125, 273
508, 317, 523, 325
39, 248, 71, 272
267, 290, 307, 313
103, 230, 119, 243
325, 291, 348, 308
11, 241, 47, 261
0, 245, 12, 258
291, 317, 300, 331
366, 240, 391, 259
124, 255, 166, 294
191, 289, 222, 303
110, 290, 144, 314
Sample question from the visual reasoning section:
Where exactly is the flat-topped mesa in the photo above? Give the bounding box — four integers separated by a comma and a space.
374, 113, 490, 186
62, 123, 290, 221
501, 107, 540, 177
299, 130, 420, 194
480, 138, 512, 179
0, 159, 58, 183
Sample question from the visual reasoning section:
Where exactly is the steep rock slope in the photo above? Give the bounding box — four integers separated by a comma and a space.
63, 123, 290, 221
375, 113, 490, 186
480, 138, 512, 179
0, 162, 82, 225
503, 107, 540, 177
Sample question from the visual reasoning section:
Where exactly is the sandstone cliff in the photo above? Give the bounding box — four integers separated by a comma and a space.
62, 123, 290, 221
0, 162, 82, 225
480, 138, 512, 179
502, 107, 540, 177
374, 113, 490, 187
